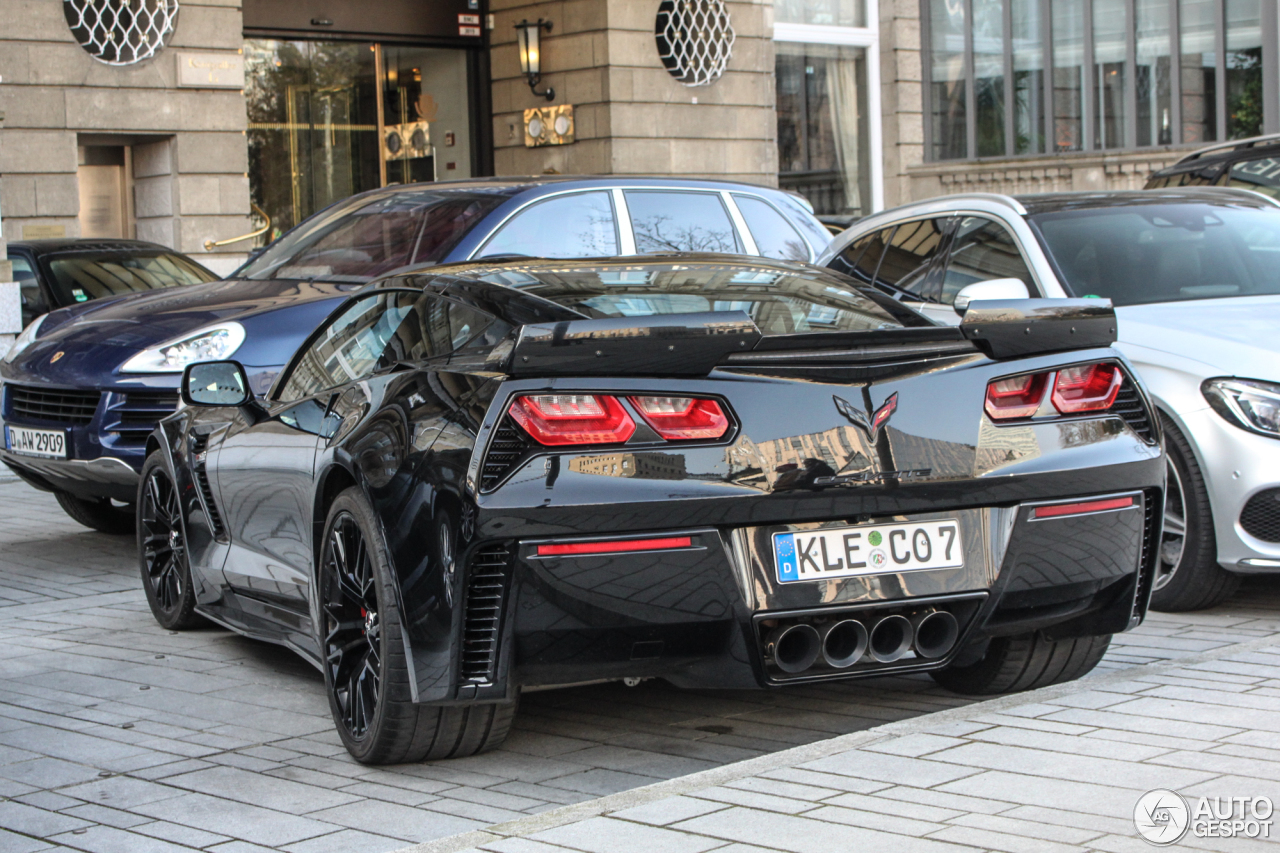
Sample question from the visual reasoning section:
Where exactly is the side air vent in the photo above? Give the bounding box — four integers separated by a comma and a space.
480, 416, 533, 492
191, 433, 226, 539
1132, 488, 1160, 621
1110, 382, 1155, 444
460, 544, 512, 685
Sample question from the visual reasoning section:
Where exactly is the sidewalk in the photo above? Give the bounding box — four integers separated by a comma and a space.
403, 634, 1280, 853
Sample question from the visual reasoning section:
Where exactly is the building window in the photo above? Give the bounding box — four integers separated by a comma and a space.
922, 0, 1280, 160
774, 0, 883, 216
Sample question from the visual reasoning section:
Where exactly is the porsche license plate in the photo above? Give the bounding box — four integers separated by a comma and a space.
774, 520, 962, 583
6, 425, 67, 459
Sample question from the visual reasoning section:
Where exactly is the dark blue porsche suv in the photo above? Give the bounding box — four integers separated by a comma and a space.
0, 176, 829, 532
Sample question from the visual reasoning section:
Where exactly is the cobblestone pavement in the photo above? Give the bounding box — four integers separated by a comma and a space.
1, 477, 1278, 853
430, 626, 1280, 853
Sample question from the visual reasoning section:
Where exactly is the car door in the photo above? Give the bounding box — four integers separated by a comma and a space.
473, 190, 621, 259
209, 291, 420, 618
925, 216, 1039, 325
870, 216, 953, 321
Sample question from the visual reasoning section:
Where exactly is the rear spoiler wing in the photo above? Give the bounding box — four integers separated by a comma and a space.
501, 300, 1117, 377
959, 299, 1117, 359
505, 311, 762, 377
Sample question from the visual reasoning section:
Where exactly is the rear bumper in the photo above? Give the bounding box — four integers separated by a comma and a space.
443, 489, 1158, 701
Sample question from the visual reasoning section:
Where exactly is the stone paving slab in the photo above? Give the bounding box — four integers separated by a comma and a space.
2, 476, 1280, 852
403, 634, 1280, 853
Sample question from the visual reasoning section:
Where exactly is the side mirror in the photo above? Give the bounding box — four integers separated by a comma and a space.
953, 278, 1031, 315
182, 361, 252, 408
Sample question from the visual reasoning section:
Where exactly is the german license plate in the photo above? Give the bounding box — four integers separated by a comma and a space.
774, 520, 963, 583
5, 425, 67, 459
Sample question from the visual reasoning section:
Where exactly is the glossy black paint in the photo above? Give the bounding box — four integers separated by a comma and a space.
150, 257, 1165, 706
959, 298, 1118, 358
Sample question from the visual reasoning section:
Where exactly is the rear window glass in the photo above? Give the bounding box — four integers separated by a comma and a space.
45, 253, 217, 306
238, 191, 508, 282
1223, 156, 1280, 200
625, 191, 743, 254
1030, 203, 1280, 305
466, 261, 926, 335
734, 195, 811, 261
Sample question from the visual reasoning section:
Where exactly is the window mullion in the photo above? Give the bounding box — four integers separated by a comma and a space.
1084, 0, 1096, 148
965, 0, 977, 158
1263, 0, 1279, 133
1124, 0, 1138, 147
921, 0, 936, 161
1169, 0, 1182, 143
1214, 0, 1226, 140
1004, 0, 1016, 154
1043, 0, 1054, 152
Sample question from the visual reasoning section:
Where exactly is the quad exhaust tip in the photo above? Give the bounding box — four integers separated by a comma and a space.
820, 619, 869, 669
767, 623, 821, 673
912, 609, 960, 659
765, 606, 964, 674
868, 614, 914, 663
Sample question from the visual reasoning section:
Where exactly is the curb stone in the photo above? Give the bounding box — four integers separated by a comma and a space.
391, 631, 1280, 853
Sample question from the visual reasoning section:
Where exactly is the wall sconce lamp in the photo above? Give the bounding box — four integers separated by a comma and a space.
515, 19, 555, 101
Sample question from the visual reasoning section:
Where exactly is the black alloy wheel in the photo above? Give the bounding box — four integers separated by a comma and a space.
319, 488, 519, 764
322, 511, 382, 740
137, 452, 203, 629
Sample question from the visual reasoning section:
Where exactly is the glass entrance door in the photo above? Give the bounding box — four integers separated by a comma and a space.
245, 39, 473, 242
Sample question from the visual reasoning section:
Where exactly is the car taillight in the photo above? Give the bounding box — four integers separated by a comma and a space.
1051, 363, 1123, 414
508, 394, 635, 445
628, 396, 729, 440
985, 372, 1050, 420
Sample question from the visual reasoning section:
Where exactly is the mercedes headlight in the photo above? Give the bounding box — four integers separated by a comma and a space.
3, 314, 47, 364
1203, 378, 1280, 438
120, 322, 246, 373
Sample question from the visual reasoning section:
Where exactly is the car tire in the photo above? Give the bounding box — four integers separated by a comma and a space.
55, 490, 135, 535
137, 452, 205, 630
1147, 416, 1241, 612
320, 488, 517, 765
929, 632, 1110, 696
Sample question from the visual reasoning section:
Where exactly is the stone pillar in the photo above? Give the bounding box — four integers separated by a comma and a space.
880, 0, 924, 209
489, 0, 778, 185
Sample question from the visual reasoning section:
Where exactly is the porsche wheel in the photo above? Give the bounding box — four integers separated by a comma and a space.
1147, 417, 1241, 612
57, 491, 135, 535
930, 632, 1110, 696
320, 488, 516, 765
137, 452, 203, 630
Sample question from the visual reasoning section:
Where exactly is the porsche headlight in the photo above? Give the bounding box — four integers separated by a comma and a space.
120, 322, 246, 373
3, 314, 47, 364
1203, 378, 1280, 438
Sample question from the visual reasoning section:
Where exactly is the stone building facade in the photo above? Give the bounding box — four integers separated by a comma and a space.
0, 0, 251, 274
2, 0, 1270, 281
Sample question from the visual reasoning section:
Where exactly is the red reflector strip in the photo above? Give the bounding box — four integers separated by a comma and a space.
1033, 496, 1135, 519
536, 536, 693, 557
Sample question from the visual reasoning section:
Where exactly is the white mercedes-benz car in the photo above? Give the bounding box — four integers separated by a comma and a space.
818, 187, 1280, 611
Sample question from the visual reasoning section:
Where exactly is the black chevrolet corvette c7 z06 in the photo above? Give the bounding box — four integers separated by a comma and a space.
140, 255, 1164, 764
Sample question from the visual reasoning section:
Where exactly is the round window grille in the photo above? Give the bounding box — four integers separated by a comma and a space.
63, 0, 179, 66
655, 0, 735, 88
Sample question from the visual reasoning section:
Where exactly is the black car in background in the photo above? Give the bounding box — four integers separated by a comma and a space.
142, 254, 1163, 764
6, 239, 218, 328
2, 177, 828, 535
1145, 132, 1280, 200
